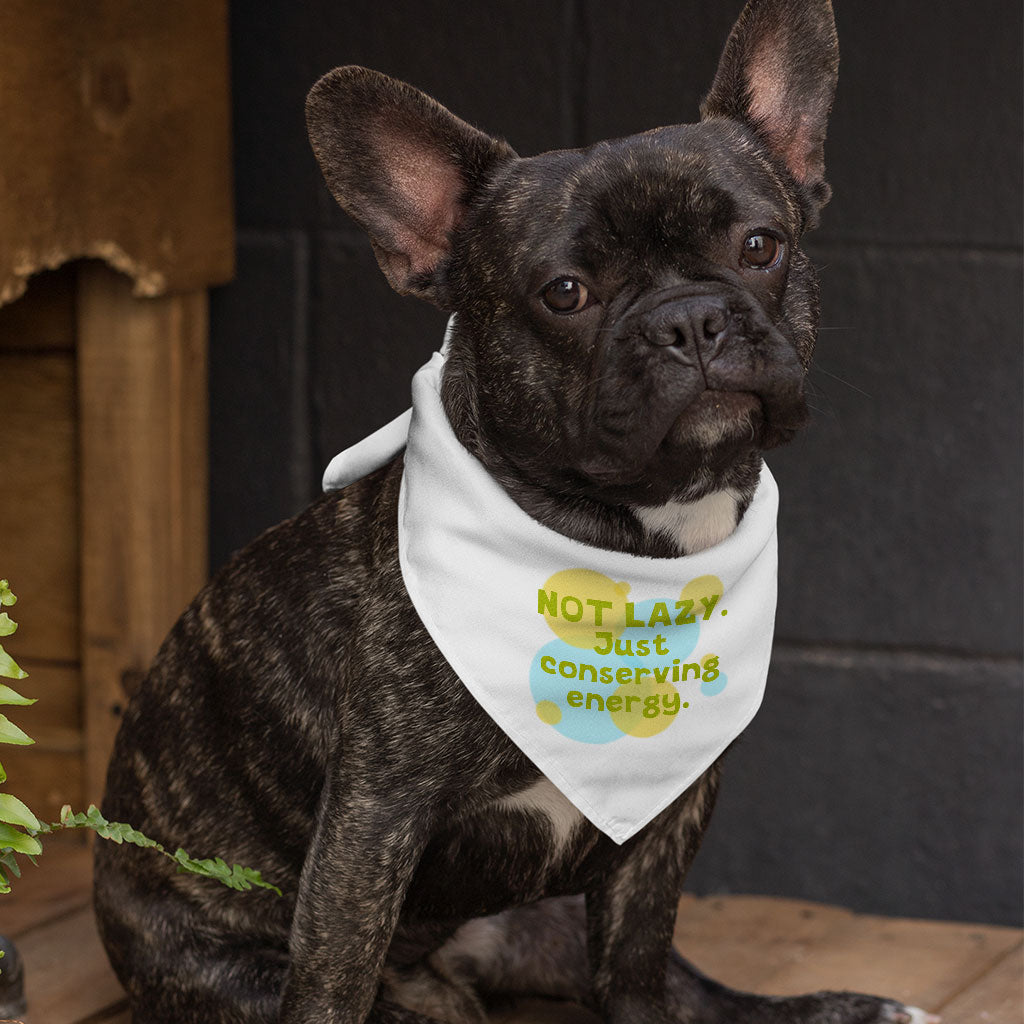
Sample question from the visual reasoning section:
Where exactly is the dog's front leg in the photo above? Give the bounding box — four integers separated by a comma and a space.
278, 755, 435, 1024
586, 769, 721, 1024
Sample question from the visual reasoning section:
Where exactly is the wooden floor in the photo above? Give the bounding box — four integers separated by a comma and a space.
1, 841, 1020, 1024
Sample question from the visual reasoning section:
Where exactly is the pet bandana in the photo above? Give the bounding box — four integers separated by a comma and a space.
323, 330, 779, 844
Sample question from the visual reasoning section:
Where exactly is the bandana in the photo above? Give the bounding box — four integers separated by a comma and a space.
324, 330, 779, 844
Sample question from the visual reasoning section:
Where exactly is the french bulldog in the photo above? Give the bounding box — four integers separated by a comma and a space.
94, 1, 940, 1022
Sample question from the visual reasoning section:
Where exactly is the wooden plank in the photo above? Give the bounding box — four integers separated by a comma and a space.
0, 839, 91, 938
0, 748, 83, 827
936, 942, 1024, 1023
0, 268, 76, 351
673, 893, 859, 991
734, 907, 1020, 1015
16, 905, 125, 1024
11, 663, 82, 732
77, 263, 208, 807
0, 4, 233, 307
0, 353, 79, 662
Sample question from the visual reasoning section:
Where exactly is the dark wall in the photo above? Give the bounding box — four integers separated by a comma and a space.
210, 1, 1023, 925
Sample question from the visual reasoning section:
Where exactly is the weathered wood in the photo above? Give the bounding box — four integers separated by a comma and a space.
1, 839, 91, 938
0, 748, 84, 827
0, 268, 76, 352
673, 892, 857, 990
936, 942, 1024, 1022
16, 905, 125, 1024
0, 3, 233, 307
4, 849, 1024, 1024
753, 908, 1022, 1013
77, 263, 209, 806
0, 353, 79, 662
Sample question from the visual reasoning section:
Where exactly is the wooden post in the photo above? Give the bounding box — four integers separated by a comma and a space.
77, 263, 208, 803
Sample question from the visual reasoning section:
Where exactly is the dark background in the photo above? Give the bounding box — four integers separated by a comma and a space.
208, 1, 1023, 926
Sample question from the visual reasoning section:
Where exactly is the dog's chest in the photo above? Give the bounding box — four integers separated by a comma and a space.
402, 777, 600, 921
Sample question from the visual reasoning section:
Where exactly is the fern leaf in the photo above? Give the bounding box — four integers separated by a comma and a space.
0, 823, 42, 856
0, 647, 26, 682
0, 715, 32, 746
0, 684, 34, 706
0, 794, 39, 831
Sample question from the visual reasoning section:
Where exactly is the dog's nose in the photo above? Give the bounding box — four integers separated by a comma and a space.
643, 296, 730, 360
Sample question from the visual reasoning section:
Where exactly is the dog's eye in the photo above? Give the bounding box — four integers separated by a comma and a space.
740, 232, 783, 269
541, 278, 591, 314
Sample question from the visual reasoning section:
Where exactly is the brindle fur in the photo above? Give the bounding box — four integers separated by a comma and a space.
95, 2, 933, 1022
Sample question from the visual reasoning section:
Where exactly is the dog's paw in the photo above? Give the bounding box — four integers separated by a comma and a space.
820, 995, 941, 1024
762, 992, 941, 1024
888, 1007, 940, 1024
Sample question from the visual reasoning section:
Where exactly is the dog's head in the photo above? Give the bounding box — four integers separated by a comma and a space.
306, 0, 838, 513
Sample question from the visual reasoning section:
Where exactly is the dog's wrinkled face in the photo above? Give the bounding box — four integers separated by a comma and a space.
306, 0, 838, 510
442, 120, 819, 505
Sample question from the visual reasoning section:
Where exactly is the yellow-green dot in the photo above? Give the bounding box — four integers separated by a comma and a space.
721, 609, 728, 615
536, 700, 562, 725
682, 702, 690, 708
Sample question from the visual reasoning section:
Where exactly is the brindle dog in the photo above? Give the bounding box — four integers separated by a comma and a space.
95, 2, 938, 1022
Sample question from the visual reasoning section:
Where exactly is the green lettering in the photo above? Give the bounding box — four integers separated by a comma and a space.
674, 599, 696, 624
625, 602, 645, 627
561, 596, 583, 622
593, 632, 613, 655
647, 601, 671, 626
585, 692, 605, 711
615, 667, 632, 684
699, 594, 719, 620
538, 589, 558, 616
662, 693, 681, 715
541, 656, 556, 674
567, 690, 584, 708
606, 695, 623, 712
586, 598, 613, 625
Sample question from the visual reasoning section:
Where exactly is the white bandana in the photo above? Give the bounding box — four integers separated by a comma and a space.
324, 332, 779, 844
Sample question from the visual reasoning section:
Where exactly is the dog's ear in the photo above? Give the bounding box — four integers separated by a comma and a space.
701, 0, 839, 224
306, 67, 517, 304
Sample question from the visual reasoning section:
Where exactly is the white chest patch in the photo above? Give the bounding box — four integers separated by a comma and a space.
634, 490, 740, 554
496, 778, 583, 855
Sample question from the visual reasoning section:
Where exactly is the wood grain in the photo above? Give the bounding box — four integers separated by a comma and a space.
936, 942, 1024, 1022
16, 906, 125, 1024
0, 353, 79, 662
0, 269, 76, 352
0, 4, 233, 307
77, 263, 209, 806
3, 850, 1023, 1024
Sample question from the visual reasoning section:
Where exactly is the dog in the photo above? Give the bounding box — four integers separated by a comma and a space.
94, 1, 939, 1022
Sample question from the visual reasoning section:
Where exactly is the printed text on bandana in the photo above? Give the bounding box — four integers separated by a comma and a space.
529, 570, 729, 744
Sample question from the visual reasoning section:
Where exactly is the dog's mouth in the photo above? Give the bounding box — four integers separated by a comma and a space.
665, 388, 763, 447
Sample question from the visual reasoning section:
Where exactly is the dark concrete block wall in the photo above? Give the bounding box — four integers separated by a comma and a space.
210, 0, 1023, 925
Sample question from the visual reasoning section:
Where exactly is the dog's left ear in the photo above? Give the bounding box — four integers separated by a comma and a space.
701, 0, 839, 225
